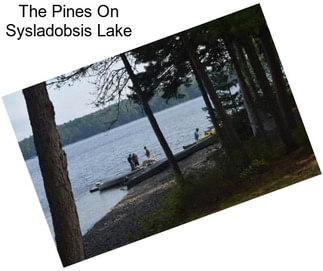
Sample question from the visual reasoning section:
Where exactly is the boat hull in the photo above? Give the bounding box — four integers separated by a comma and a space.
98, 167, 143, 191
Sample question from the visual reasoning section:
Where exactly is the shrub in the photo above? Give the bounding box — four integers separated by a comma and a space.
239, 159, 268, 180
242, 137, 284, 162
292, 123, 311, 147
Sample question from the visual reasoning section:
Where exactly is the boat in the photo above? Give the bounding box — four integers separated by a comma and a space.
96, 167, 144, 191
177, 134, 217, 160
202, 127, 216, 138
89, 182, 102, 193
126, 158, 169, 189
90, 187, 99, 193
183, 142, 196, 149
183, 127, 216, 149
126, 134, 218, 189
92, 133, 218, 192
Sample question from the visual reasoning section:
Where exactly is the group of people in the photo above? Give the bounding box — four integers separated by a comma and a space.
127, 129, 199, 171
127, 146, 151, 171
127, 153, 139, 171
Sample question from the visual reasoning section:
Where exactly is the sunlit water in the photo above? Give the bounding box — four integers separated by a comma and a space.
25, 96, 210, 236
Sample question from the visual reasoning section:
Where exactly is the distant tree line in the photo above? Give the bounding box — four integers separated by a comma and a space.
19, 84, 201, 160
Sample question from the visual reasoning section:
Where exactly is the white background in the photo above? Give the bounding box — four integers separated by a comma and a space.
0, 0, 322, 270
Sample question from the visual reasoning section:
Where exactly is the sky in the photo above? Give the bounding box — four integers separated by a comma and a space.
2, 57, 142, 142
2, 55, 138, 142
2, 79, 102, 141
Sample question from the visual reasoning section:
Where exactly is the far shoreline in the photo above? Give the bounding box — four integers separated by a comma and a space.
20, 95, 203, 161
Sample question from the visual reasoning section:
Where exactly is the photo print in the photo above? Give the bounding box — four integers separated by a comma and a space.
2, 4, 320, 267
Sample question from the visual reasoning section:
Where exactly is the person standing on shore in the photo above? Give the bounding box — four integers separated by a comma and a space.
144, 146, 151, 159
128, 154, 135, 171
194, 128, 199, 142
132, 153, 139, 167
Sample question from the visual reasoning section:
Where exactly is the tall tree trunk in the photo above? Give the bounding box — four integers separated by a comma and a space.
242, 35, 296, 152
120, 53, 183, 179
238, 47, 262, 105
237, 47, 267, 126
224, 37, 259, 136
259, 26, 297, 129
189, 60, 226, 147
230, 38, 269, 142
23, 82, 85, 267
180, 32, 241, 147
238, 80, 258, 136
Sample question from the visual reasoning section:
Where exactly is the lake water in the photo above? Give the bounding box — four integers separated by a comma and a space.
25, 96, 211, 236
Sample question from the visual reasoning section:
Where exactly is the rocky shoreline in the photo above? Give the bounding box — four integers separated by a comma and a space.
83, 147, 213, 259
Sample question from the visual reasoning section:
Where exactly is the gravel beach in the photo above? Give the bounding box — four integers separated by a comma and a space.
83, 147, 214, 258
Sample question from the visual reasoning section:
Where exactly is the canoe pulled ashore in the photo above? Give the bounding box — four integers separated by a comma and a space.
94, 134, 217, 192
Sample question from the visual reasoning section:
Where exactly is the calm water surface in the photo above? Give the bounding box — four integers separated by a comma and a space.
26, 97, 210, 236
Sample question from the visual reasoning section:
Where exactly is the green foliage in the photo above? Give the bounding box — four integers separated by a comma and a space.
217, 4, 266, 38
230, 109, 253, 140
134, 130, 317, 241
19, 86, 201, 160
209, 137, 284, 181
239, 159, 268, 179
292, 123, 311, 147
242, 137, 284, 162
135, 150, 247, 237
131, 34, 194, 102
209, 69, 243, 114
208, 148, 245, 179
135, 139, 286, 238
135, 164, 238, 237
135, 143, 319, 242
135, 184, 183, 238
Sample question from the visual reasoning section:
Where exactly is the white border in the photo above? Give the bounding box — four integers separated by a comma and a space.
1, 1, 322, 270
